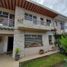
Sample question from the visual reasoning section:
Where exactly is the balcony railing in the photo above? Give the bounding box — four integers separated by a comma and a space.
19, 18, 53, 27
0, 17, 14, 28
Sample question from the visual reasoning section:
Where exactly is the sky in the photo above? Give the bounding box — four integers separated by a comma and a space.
29, 0, 67, 17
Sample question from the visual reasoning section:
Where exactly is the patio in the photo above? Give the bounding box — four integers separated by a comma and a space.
0, 50, 59, 67
0, 54, 19, 67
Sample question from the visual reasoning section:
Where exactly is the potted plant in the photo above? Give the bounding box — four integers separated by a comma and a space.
15, 48, 20, 61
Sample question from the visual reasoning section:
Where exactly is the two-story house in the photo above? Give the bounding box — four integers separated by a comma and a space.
0, 0, 67, 59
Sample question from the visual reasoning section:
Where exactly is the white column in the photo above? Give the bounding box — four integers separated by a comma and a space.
3, 36, 8, 53
13, 30, 24, 58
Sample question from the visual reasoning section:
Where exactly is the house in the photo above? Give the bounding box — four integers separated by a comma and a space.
0, 0, 67, 59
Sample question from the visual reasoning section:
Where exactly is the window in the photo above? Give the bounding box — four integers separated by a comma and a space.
9, 14, 14, 27
33, 16, 37, 24
2, 12, 8, 18
29, 14, 32, 21
0, 11, 2, 16
24, 13, 32, 21
46, 19, 51, 26
55, 21, 58, 26
40, 18, 44, 25
0, 11, 8, 18
48, 35, 53, 45
25, 13, 28, 20
10, 14, 14, 19
60, 22, 64, 30
24, 35, 43, 48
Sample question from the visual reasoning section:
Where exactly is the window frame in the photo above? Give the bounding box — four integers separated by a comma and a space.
33, 16, 37, 24
24, 34, 43, 48
48, 35, 53, 45
24, 13, 32, 21
46, 19, 51, 26
40, 18, 44, 25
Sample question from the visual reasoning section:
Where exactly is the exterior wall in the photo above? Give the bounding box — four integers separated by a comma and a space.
0, 7, 14, 14
24, 32, 54, 57
13, 30, 24, 58
64, 22, 67, 32
53, 20, 65, 34
15, 7, 54, 29
13, 6, 56, 58
13, 31, 54, 57
13, 30, 55, 58
0, 36, 8, 53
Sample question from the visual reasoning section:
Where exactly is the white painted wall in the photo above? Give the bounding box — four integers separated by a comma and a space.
13, 30, 25, 58
0, 36, 8, 53
24, 32, 55, 57
3, 36, 8, 53
13, 6, 56, 58
15, 7, 54, 30
64, 22, 67, 32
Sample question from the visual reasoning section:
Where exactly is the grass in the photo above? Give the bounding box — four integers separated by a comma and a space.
20, 53, 67, 67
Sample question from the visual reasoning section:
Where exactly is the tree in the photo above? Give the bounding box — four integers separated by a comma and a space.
59, 35, 67, 53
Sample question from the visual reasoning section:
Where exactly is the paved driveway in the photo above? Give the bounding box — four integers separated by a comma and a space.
0, 54, 19, 67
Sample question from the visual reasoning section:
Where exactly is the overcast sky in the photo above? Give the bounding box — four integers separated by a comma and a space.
30, 0, 67, 17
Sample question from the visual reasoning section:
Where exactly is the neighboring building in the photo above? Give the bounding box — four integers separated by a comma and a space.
0, 0, 67, 59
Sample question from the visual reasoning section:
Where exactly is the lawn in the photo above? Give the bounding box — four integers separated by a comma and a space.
19, 53, 67, 67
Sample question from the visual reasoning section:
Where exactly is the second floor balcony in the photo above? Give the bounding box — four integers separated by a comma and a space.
0, 17, 14, 29
18, 18, 54, 31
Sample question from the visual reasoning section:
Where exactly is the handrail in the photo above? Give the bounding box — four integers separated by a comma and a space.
21, 18, 53, 26
0, 18, 14, 27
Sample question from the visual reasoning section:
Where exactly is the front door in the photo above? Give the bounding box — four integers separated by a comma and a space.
7, 37, 13, 54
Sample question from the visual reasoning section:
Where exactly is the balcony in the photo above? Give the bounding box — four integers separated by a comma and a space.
18, 19, 54, 32
0, 17, 14, 29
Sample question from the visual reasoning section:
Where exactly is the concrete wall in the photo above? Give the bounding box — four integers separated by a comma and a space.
0, 7, 14, 14
15, 7, 54, 29
24, 32, 54, 57
13, 7, 55, 58
13, 30, 55, 58
0, 36, 8, 53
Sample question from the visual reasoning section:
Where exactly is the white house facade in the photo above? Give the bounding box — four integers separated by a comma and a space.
0, 0, 67, 59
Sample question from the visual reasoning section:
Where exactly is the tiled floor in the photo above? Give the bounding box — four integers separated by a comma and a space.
0, 54, 19, 67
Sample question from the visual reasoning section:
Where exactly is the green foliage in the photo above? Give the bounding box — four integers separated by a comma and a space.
20, 53, 67, 67
16, 48, 20, 54
59, 35, 67, 52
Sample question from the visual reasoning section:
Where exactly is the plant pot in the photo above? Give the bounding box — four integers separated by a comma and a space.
15, 54, 20, 61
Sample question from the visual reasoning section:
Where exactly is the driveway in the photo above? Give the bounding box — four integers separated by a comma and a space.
0, 54, 19, 67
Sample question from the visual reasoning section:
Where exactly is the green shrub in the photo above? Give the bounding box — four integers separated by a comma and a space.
15, 48, 20, 54
59, 35, 67, 53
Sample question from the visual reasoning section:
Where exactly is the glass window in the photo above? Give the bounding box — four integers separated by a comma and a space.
0, 11, 2, 17
10, 14, 14, 19
24, 13, 32, 21
2, 12, 8, 18
48, 35, 53, 45
25, 13, 28, 20
60, 22, 64, 30
24, 35, 43, 48
33, 16, 37, 24
40, 18, 44, 25
0, 11, 2, 15
46, 19, 51, 26
28, 14, 32, 21
55, 21, 58, 26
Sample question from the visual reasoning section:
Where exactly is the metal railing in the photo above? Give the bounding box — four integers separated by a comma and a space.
0, 17, 14, 27
23, 18, 53, 27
